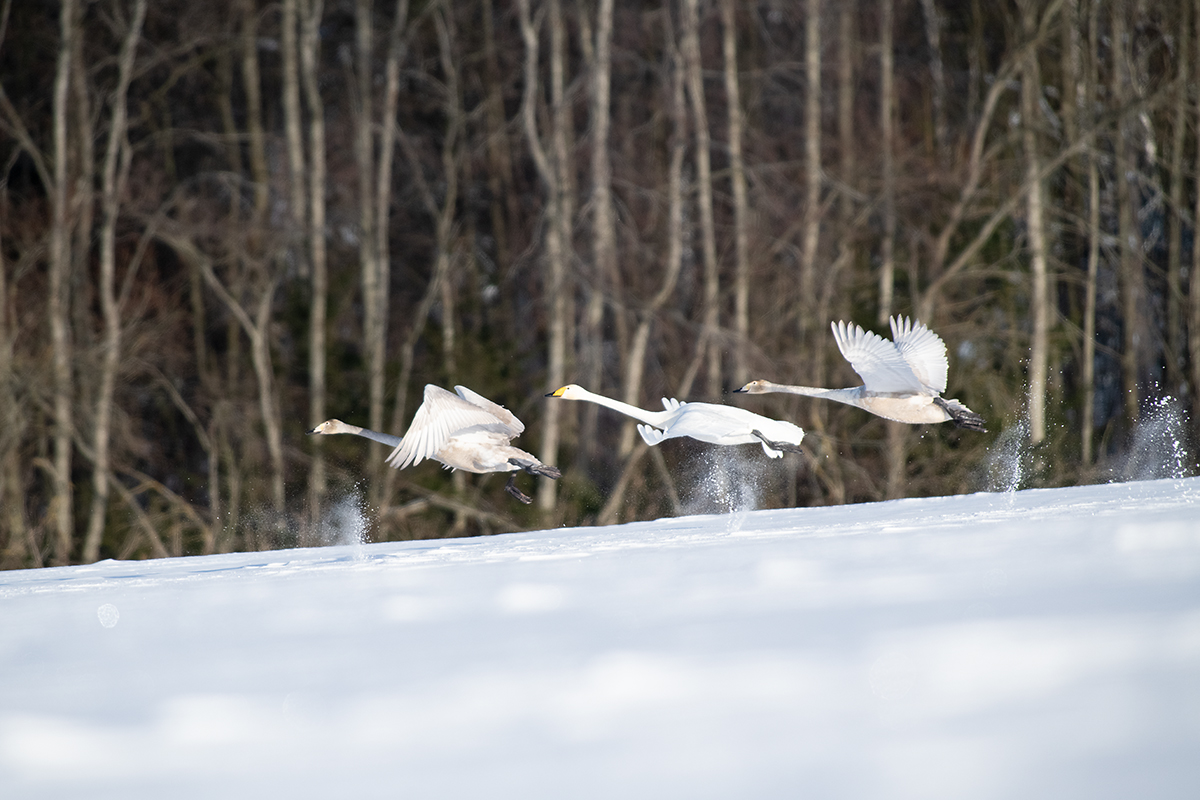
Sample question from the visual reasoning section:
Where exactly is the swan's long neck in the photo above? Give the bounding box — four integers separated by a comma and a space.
352, 425, 403, 447
572, 388, 672, 426
762, 383, 865, 407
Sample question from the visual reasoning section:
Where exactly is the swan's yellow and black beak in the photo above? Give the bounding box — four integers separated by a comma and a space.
732, 385, 748, 393
305, 424, 321, 435
546, 386, 567, 398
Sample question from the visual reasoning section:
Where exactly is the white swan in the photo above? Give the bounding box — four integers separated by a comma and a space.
308, 384, 561, 503
547, 384, 805, 457
735, 316, 986, 431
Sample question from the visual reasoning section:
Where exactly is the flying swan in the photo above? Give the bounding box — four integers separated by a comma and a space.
546, 384, 805, 457
308, 384, 561, 503
735, 316, 986, 431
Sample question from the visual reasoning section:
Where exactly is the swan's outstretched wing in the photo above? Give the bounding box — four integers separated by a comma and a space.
453, 385, 524, 436
831, 321, 925, 394
387, 384, 518, 469
889, 316, 949, 393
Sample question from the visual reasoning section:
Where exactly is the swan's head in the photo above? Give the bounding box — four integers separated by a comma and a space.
734, 380, 773, 394
546, 384, 588, 400
307, 419, 349, 435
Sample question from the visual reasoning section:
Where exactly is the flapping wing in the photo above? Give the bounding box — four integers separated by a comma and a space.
889, 316, 949, 393
831, 320, 925, 394
386, 384, 518, 470
453, 385, 524, 436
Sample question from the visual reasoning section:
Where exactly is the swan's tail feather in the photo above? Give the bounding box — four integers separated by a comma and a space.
508, 457, 562, 479
933, 396, 987, 432
637, 424, 668, 447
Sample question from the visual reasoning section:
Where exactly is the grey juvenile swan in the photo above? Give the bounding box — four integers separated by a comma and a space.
735, 316, 986, 432
547, 384, 805, 457
308, 384, 561, 503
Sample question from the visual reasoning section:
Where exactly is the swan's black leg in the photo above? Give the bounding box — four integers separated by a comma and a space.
508, 458, 562, 480
751, 429, 805, 455
933, 397, 988, 432
504, 474, 533, 504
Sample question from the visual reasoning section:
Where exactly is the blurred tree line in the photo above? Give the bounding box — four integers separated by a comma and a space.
0, 0, 1195, 567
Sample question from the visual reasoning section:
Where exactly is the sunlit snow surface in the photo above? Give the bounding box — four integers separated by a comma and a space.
3, 478, 1200, 799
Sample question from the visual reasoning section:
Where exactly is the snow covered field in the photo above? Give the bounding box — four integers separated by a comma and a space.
2, 476, 1199, 799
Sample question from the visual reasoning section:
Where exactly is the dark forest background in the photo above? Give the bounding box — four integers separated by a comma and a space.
1, 0, 1196, 568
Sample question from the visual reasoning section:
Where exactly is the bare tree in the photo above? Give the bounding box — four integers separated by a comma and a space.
240, 0, 269, 227
598, 18, 688, 525
282, 0, 306, 244
161, 231, 286, 541
48, 0, 79, 565
1082, 0, 1101, 465
517, 0, 571, 512
1113, 1, 1142, 426
352, 0, 381, 494
366, 0, 411, 496
574, 0, 617, 473
722, 0, 750, 386
1021, 0, 1050, 445
481, 0, 517, 274
800, 0, 823, 347
919, 0, 947, 160
916, 1, 1065, 322
303, 0, 328, 531
878, 0, 896, 324
1167, 0, 1191, 391
1192, 0, 1200, 439
83, 0, 148, 563
681, 0, 720, 399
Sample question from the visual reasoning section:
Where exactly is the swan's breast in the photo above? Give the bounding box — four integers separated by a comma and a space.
435, 436, 523, 473
859, 394, 951, 424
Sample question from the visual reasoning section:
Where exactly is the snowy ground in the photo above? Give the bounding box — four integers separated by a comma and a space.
2, 476, 1199, 799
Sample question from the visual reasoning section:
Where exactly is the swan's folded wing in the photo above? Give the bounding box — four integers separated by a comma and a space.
454, 385, 525, 436
831, 320, 925, 394
387, 385, 517, 469
889, 316, 949, 393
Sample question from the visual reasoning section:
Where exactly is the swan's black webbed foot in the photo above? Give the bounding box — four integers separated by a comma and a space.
504, 474, 534, 504
508, 458, 562, 480
933, 397, 988, 432
751, 429, 805, 455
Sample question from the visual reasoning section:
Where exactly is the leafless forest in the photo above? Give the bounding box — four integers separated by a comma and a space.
0, 0, 1196, 567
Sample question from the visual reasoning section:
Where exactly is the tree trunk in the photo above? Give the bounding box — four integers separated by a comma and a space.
1166, 0, 1190, 392
581, 0, 616, 470
434, 5, 462, 386
722, 0, 750, 387
353, 0, 381, 493
0, 133, 28, 566
883, 0, 902, 501
1082, 0, 1101, 466
1192, 0, 1200, 442
282, 0, 306, 247
240, 0, 269, 228
83, 0, 147, 564
1021, 0, 1049, 446
516, 0, 569, 513
801, 0, 822, 348
919, 0, 946, 161
682, 0, 720, 399
481, 0, 516, 275
48, 0, 78, 566
1113, 2, 1141, 426
878, 0, 896, 324
369, 0, 409, 497
303, 0, 328, 532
